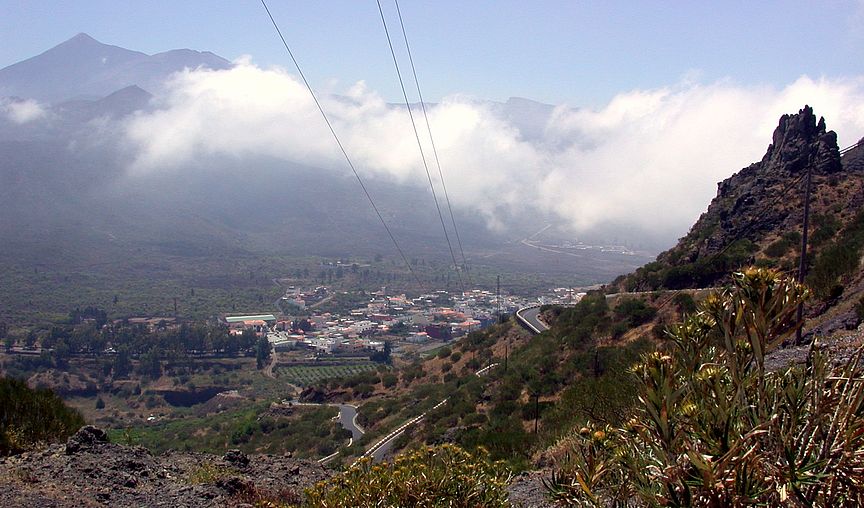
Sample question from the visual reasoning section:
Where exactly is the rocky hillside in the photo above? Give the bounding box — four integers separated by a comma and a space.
0, 426, 330, 507
618, 105, 864, 292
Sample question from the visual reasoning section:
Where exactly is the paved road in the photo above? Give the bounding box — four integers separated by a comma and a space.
337, 404, 364, 441
516, 306, 549, 333
290, 401, 364, 441
365, 398, 449, 463
263, 346, 278, 378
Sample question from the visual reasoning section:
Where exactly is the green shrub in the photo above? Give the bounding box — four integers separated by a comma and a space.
764, 238, 791, 258
807, 209, 864, 300
0, 377, 85, 455
672, 293, 697, 315
380, 372, 398, 388
437, 346, 452, 359
548, 268, 864, 506
304, 444, 510, 507
613, 297, 657, 328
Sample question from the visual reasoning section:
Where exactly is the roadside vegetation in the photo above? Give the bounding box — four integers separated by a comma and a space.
806, 208, 864, 301
338, 293, 660, 472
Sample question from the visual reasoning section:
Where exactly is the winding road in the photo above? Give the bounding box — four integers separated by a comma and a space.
515, 306, 550, 334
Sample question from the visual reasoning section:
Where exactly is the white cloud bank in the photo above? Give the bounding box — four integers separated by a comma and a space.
1, 98, 47, 124
123, 63, 864, 240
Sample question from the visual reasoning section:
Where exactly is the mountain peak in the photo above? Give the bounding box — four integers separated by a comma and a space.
618, 106, 858, 292
0, 34, 229, 103
762, 104, 841, 176
70, 32, 98, 43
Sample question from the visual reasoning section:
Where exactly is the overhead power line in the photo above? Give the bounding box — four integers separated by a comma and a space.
375, 0, 465, 293
392, 0, 471, 285
259, 0, 425, 291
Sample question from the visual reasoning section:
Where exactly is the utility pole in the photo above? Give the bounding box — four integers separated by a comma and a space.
496, 275, 501, 322
796, 153, 813, 346
534, 392, 540, 435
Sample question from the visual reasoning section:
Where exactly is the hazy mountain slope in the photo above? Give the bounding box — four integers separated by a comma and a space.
0, 34, 651, 317
0, 33, 231, 102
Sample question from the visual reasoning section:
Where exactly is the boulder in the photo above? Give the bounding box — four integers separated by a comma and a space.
65, 426, 109, 455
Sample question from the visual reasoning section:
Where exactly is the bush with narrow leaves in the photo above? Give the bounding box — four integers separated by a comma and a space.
304, 444, 510, 507
548, 268, 864, 506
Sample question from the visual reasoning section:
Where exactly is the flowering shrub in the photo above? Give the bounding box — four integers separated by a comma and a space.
548, 268, 864, 506
304, 444, 510, 507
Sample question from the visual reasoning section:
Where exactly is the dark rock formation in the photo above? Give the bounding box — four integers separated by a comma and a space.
680, 105, 841, 262
65, 425, 109, 454
618, 106, 863, 291
222, 449, 249, 467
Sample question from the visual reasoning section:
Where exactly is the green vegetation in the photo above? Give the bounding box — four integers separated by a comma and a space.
806, 208, 864, 300
277, 363, 378, 386
764, 231, 802, 258
186, 462, 237, 484
672, 292, 697, 316
384, 298, 657, 471
548, 268, 864, 506
624, 239, 757, 290
0, 255, 287, 328
304, 444, 510, 507
110, 403, 348, 458
12, 317, 261, 379
0, 377, 85, 455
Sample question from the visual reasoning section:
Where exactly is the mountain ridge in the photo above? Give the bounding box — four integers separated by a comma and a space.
617, 105, 864, 292
0, 33, 232, 102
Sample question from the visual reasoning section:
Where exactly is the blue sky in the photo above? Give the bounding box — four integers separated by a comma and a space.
2, 0, 863, 106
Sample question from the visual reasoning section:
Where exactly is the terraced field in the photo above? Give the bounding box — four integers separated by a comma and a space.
275, 363, 378, 385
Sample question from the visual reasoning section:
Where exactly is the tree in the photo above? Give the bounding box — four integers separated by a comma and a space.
112, 347, 132, 378
52, 340, 70, 368
138, 349, 162, 379
370, 340, 392, 364
95, 397, 105, 410
256, 337, 271, 369
292, 319, 312, 332
24, 330, 37, 350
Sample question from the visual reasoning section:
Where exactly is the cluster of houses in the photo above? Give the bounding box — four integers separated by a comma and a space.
223, 288, 530, 356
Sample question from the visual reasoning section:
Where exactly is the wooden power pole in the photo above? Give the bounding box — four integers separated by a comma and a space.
795, 154, 813, 346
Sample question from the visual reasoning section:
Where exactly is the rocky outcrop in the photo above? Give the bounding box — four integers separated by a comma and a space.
618, 106, 863, 291
0, 427, 330, 507
675, 105, 841, 263
65, 425, 109, 454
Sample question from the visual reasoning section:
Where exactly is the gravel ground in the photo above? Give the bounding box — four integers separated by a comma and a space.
508, 469, 555, 507
0, 427, 330, 507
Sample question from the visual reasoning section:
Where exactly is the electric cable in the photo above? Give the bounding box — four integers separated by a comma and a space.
260, 0, 426, 291
375, 0, 465, 293
392, 0, 472, 285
